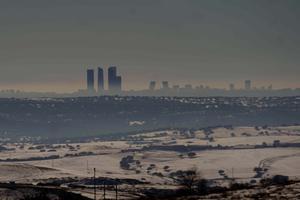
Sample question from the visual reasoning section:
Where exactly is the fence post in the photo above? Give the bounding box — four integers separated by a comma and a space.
115, 184, 118, 200
94, 168, 96, 200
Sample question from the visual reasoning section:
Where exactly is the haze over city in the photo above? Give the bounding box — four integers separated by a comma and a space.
1, 1, 300, 200
1, 0, 300, 92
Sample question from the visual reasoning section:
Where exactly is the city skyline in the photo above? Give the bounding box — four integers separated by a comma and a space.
81, 66, 296, 94
86, 66, 122, 93
1, 1, 300, 198
1, 65, 299, 98
0, 65, 299, 94
0, 64, 299, 93
0, 0, 299, 92
0, 65, 299, 93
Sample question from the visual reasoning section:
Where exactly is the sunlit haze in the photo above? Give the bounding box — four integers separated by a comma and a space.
0, 0, 299, 92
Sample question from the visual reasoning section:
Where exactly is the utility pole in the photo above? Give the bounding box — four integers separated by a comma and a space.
93, 168, 96, 200
103, 180, 106, 200
87, 160, 89, 175
115, 184, 118, 200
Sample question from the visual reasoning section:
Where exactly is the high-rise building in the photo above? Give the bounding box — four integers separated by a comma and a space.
115, 76, 122, 91
268, 84, 273, 90
97, 67, 104, 92
108, 66, 117, 91
173, 85, 180, 89
149, 81, 156, 90
162, 81, 169, 90
108, 66, 122, 93
184, 84, 192, 89
229, 83, 235, 91
245, 80, 251, 90
87, 69, 95, 93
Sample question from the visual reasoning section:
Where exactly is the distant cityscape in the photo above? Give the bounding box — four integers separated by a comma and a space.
85, 66, 122, 94
78, 66, 300, 97
0, 66, 299, 98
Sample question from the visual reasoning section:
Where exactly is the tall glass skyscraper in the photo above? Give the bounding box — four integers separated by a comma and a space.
108, 66, 122, 93
97, 67, 104, 92
87, 69, 95, 93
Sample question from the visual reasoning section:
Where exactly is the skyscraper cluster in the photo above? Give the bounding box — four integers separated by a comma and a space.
82, 69, 288, 97
86, 66, 122, 94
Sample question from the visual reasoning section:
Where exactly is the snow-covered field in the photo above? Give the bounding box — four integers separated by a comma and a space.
0, 126, 299, 186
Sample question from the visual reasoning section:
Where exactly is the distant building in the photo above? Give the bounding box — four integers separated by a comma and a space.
268, 84, 273, 90
184, 84, 192, 89
108, 66, 122, 93
162, 81, 169, 89
108, 66, 117, 89
115, 76, 122, 91
87, 69, 95, 93
97, 67, 104, 92
245, 80, 251, 90
149, 81, 156, 90
229, 83, 235, 91
173, 85, 180, 90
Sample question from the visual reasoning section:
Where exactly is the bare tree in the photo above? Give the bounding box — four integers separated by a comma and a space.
171, 167, 204, 192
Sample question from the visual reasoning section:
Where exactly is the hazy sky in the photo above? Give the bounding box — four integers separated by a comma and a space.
0, 0, 299, 92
